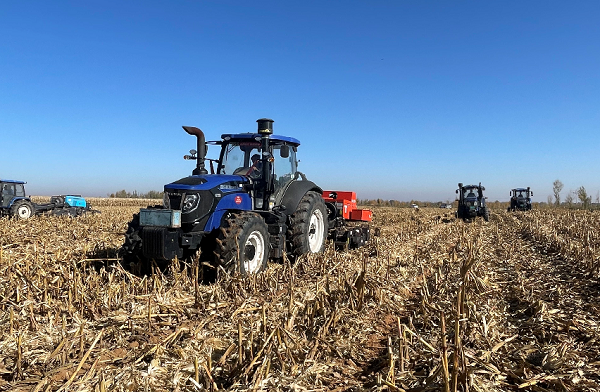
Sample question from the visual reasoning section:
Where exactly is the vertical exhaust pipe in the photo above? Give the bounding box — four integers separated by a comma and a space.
257, 118, 274, 183
182, 126, 208, 175
257, 118, 274, 210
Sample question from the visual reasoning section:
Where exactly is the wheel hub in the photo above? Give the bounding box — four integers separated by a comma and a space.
307, 209, 324, 253
243, 231, 265, 274
18, 206, 31, 219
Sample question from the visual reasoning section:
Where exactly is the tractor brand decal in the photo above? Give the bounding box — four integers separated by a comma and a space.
235, 195, 242, 205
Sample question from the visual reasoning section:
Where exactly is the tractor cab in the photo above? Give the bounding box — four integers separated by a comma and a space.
456, 182, 489, 221
215, 132, 300, 210
1, 180, 27, 208
509, 187, 533, 211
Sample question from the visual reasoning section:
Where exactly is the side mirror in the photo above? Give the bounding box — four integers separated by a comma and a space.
531, 192, 534, 196
280, 145, 290, 158
455, 189, 458, 194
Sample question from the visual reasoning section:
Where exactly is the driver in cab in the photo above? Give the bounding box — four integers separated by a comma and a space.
247, 154, 262, 178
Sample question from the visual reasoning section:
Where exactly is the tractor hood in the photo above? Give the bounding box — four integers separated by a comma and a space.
162, 174, 251, 228
164, 174, 249, 192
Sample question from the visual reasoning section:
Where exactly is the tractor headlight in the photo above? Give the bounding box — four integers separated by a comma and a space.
182, 194, 200, 213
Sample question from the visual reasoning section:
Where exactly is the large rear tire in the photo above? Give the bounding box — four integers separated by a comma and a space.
287, 191, 328, 258
10, 200, 34, 220
215, 212, 269, 275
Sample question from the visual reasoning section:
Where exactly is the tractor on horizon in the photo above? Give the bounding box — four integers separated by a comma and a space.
121, 118, 372, 276
455, 182, 489, 222
509, 187, 533, 211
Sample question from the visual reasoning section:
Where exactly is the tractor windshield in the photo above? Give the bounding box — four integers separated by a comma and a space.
218, 141, 298, 182
218, 142, 262, 175
464, 188, 477, 198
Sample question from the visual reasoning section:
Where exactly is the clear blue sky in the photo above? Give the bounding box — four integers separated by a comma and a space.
1, 1, 599, 202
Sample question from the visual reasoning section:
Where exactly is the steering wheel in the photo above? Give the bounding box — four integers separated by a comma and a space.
233, 167, 250, 175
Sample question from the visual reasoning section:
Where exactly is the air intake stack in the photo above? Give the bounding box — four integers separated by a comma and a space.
182, 126, 208, 175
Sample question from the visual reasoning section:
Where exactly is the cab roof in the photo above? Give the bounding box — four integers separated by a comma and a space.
1, 179, 26, 184
220, 133, 301, 146
512, 188, 529, 191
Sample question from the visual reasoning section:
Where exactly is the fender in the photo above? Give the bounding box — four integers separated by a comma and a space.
7, 197, 31, 209
280, 180, 322, 215
203, 192, 252, 232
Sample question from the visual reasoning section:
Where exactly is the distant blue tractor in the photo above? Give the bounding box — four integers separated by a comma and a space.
121, 118, 371, 275
0, 179, 96, 219
509, 187, 533, 211
455, 182, 490, 222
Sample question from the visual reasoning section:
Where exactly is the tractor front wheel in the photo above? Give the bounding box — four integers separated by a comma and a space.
216, 212, 269, 275
10, 200, 34, 219
483, 207, 490, 222
120, 213, 148, 274
288, 191, 328, 258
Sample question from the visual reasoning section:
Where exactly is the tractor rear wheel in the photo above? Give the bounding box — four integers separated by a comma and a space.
10, 200, 34, 219
216, 212, 269, 275
287, 191, 328, 258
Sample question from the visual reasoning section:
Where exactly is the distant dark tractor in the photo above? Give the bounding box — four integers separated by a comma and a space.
455, 182, 489, 222
509, 187, 533, 211
0, 179, 97, 219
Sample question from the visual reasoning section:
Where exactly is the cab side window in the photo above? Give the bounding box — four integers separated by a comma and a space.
272, 145, 297, 198
15, 184, 25, 197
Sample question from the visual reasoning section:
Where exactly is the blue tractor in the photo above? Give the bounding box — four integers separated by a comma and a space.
0, 179, 97, 219
455, 182, 489, 222
0, 180, 35, 219
121, 118, 371, 275
509, 187, 533, 211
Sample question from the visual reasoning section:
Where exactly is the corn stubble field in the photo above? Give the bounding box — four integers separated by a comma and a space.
1, 198, 600, 392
